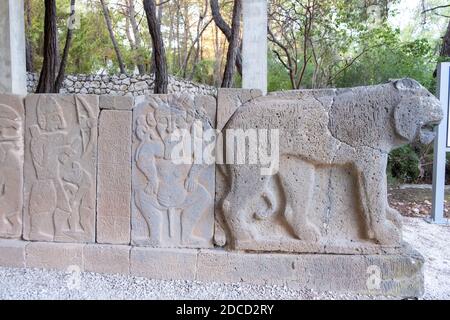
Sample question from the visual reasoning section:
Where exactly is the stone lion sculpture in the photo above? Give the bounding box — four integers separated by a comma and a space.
221, 79, 443, 248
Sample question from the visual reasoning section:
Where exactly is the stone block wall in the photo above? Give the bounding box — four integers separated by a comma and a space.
26, 73, 217, 97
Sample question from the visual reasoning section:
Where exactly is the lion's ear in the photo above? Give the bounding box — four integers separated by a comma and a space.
393, 78, 422, 91
394, 98, 420, 142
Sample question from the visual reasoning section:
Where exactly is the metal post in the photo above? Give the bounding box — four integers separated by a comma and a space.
242, 0, 268, 95
429, 63, 450, 225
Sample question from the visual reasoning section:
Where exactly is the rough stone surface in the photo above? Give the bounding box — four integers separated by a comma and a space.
23, 95, 99, 243
0, 94, 24, 238
26, 73, 217, 97
83, 244, 130, 274
26, 242, 84, 271
132, 95, 215, 248
0, 240, 25, 267
97, 109, 132, 245
219, 79, 443, 252
194, 95, 217, 129
197, 244, 424, 297
99, 95, 134, 110
216, 88, 262, 131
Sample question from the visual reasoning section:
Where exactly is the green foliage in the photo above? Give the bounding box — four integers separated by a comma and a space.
268, 53, 292, 92
388, 145, 421, 184
191, 59, 215, 84
335, 28, 437, 92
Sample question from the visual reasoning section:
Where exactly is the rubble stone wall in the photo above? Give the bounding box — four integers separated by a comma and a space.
26, 73, 217, 97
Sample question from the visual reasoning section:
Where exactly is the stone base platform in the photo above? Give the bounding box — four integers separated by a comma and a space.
0, 239, 424, 298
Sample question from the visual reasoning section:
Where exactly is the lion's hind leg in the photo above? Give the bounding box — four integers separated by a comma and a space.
222, 165, 267, 246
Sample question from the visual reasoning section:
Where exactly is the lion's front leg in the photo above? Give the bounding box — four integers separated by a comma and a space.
279, 161, 320, 242
355, 150, 401, 246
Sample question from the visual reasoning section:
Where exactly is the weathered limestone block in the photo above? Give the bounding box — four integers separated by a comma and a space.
97, 109, 132, 244
26, 242, 84, 270
84, 244, 130, 274
0, 239, 26, 268
99, 95, 134, 110
0, 94, 24, 238
130, 247, 197, 280
219, 79, 443, 253
196, 244, 424, 297
132, 94, 215, 248
23, 95, 99, 243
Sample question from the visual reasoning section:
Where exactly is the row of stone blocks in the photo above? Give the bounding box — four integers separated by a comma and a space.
1, 79, 443, 297
0, 240, 423, 297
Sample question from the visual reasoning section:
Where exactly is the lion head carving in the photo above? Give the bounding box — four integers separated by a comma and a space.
393, 78, 443, 145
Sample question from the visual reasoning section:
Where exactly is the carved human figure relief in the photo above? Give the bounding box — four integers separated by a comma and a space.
132, 94, 214, 248
24, 95, 99, 243
0, 95, 24, 238
219, 79, 443, 254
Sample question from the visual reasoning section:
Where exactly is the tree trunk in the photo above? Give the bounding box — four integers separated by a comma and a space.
441, 20, 450, 57
433, 20, 450, 78
210, 0, 242, 76
100, 0, 126, 74
25, 0, 34, 72
36, 0, 58, 93
175, 0, 182, 70
144, 0, 168, 94
221, 0, 242, 88
128, 0, 145, 74
213, 26, 222, 86
54, 0, 76, 93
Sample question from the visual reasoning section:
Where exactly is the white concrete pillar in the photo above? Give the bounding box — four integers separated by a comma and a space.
0, 0, 27, 95
430, 63, 450, 225
242, 0, 267, 95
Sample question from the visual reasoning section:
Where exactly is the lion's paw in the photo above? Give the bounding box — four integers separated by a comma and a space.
387, 207, 403, 230
374, 221, 401, 246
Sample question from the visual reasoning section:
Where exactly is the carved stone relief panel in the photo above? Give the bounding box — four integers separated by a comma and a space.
24, 95, 99, 243
132, 94, 215, 248
0, 94, 24, 238
218, 80, 443, 254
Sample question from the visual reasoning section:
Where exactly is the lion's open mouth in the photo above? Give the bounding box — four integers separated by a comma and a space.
419, 122, 439, 144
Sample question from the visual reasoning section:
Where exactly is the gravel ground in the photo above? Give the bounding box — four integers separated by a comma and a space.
0, 217, 448, 300
402, 217, 450, 300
